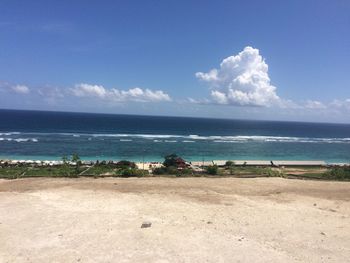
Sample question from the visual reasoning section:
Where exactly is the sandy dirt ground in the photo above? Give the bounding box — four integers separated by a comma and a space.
0, 177, 349, 263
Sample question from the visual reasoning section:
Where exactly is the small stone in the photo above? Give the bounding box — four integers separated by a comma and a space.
313, 203, 317, 206
141, 221, 152, 228
320, 232, 326, 236
207, 221, 213, 224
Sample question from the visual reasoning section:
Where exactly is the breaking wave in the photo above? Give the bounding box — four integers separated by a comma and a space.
0, 138, 38, 143
1, 131, 350, 144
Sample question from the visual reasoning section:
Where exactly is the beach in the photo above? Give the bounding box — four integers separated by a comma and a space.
1, 177, 349, 262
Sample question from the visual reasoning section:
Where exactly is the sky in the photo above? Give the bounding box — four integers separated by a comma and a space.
0, 0, 349, 123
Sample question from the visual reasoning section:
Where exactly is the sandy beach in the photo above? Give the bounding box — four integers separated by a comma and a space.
0, 177, 349, 262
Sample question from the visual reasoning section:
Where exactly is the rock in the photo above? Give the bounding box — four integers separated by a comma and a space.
141, 221, 152, 228
207, 221, 213, 224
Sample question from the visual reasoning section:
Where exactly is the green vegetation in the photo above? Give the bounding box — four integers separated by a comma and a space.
80, 164, 116, 176
118, 168, 146, 177
1, 153, 349, 181
163, 154, 178, 167
225, 161, 235, 175
153, 166, 193, 176
24, 166, 83, 177
206, 165, 219, 175
322, 166, 350, 180
0, 167, 27, 179
151, 154, 192, 176
115, 160, 137, 169
71, 153, 82, 174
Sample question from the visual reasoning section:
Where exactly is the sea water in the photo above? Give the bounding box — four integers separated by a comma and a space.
0, 109, 350, 163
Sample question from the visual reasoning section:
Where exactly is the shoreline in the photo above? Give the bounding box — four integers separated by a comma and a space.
1, 158, 348, 167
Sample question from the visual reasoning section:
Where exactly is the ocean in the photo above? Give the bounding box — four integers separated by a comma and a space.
0, 109, 350, 163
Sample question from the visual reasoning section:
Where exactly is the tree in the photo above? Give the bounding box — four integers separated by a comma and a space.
225, 161, 235, 175
62, 155, 68, 164
163, 154, 179, 167
61, 155, 71, 177
71, 153, 82, 174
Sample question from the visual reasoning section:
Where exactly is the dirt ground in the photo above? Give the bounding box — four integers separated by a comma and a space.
0, 177, 349, 263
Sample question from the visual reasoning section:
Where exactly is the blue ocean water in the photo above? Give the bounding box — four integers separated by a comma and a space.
0, 109, 350, 163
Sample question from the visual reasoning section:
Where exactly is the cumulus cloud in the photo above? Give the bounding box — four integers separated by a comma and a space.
196, 46, 280, 107
11, 85, 30, 94
71, 83, 171, 102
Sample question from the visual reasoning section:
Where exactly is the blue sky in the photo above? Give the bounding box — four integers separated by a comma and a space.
0, 0, 349, 122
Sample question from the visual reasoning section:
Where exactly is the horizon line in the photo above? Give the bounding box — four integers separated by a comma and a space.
0, 107, 349, 126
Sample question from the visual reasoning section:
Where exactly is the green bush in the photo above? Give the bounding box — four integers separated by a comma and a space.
326, 166, 350, 180
206, 165, 218, 175
116, 160, 136, 169
119, 168, 145, 177
225, 161, 234, 167
225, 161, 236, 175
152, 166, 178, 175
152, 167, 167, 175
152, 166, 192, 176
179, 168, 193, 175
261, 168, 284, 177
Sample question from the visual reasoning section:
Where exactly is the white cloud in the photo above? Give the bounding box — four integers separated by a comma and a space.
330, 99, 350, 110
37, 87, 64, 98
71, 83, 171, 102
186, 97, 211, 104
305, 100, 326, 109
11, 85, 30, 94
196, 46, 280, 107
71, 84, 106, 98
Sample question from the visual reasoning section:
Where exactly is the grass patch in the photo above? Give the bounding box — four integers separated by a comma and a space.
80, 164, 116, 176
222, 166, 281, 175
0, 167, 27, 179
23, 166, 85, 177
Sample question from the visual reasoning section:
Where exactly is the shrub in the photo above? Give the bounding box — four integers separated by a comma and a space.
225, 161, 235, 175
166, 166, 179, 174
206, 165, 218, 175
179, 168, 193, 175
262, 168, 284, 177
116, 160, 136, 169
71, 153, 82, 174
152, 166, 192, 176
225, 161, 234, 167
119, 168, 144, 177
326, 166, 350, 180
152, 167, 167, 175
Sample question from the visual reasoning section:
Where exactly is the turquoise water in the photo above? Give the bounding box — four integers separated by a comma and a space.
1, 109, 350, 163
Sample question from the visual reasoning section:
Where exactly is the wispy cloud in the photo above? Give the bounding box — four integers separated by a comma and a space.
305, 100, 327, 109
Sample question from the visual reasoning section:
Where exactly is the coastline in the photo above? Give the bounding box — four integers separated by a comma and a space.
1, 158, 348, 167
